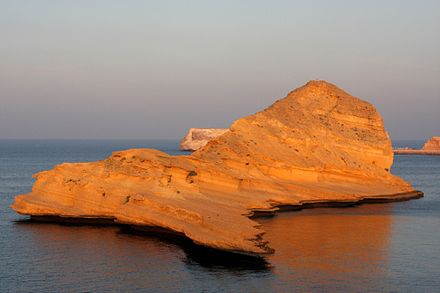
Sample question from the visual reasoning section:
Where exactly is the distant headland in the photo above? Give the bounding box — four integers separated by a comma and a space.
394, 136, 440, 156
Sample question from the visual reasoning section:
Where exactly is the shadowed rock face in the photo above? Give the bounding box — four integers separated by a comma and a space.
423, 137, 440, 151
12, 81, 420, 255
180, 128, 228, 151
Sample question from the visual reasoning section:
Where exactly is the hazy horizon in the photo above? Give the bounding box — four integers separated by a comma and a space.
1, 1, 439, 140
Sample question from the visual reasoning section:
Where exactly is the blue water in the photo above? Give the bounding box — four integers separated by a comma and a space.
1, 139, 439, 292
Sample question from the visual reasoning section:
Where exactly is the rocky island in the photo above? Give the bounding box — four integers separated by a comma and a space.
12, 81, 422, 256
394, 136, 440, 155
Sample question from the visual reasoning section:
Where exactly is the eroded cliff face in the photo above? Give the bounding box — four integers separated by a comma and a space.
180, 128, 228, 151
12, 81, 420, 255
423, 137, 440, 151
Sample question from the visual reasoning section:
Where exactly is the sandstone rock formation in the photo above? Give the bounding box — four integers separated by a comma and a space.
180, 128, 228, 151
423, 136, 440, 151
12, 81, 422, 256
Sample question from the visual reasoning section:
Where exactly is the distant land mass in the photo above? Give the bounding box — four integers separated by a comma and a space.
394, 136, 440, 156
12, 80, 422, 256
180, 128, 229, 151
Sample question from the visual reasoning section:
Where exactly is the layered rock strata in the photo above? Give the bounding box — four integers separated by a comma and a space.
12, 81, 421, 255
180, 128, 228, 151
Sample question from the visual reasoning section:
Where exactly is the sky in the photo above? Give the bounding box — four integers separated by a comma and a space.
0, 0, 439, 140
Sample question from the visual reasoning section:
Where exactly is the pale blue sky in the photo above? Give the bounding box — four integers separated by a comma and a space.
1, 0, 439, 140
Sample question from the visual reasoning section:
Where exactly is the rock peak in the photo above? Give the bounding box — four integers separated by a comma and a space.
305, 79, 335, 87
294, 79, 346, 94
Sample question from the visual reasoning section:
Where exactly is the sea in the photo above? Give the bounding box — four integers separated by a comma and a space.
0, 139, 439, 292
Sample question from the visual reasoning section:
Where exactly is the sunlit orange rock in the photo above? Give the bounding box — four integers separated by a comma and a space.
423, 136, 440, 151
11, 80, 422, 255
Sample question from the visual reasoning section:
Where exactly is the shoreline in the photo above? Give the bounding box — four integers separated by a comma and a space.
22, 189, 423, 257
248, 190, 423, 218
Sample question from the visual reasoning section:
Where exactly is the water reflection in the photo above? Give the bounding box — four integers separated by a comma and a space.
118, 226, 271, 272
14, 220, 271, 273
14, 203, 393, 279
7, 203, 422, 292
259, 204, 393, 291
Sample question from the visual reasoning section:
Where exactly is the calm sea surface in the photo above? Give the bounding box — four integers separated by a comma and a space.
1, 139, 439, 292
